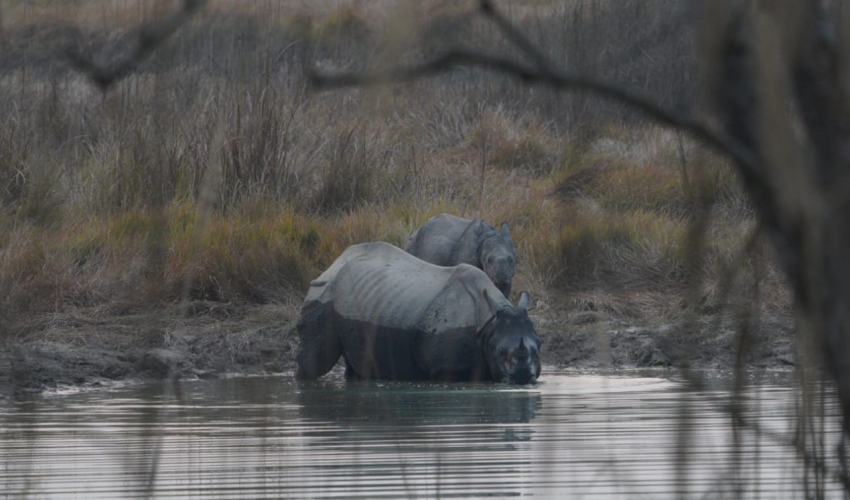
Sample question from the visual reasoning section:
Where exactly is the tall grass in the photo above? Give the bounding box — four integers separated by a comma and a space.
0, 0, 772, 334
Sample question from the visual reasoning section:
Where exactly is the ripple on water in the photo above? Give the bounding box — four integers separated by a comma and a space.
0, 369, 844, 499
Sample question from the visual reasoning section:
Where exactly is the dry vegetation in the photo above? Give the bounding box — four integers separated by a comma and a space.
0, 0, 790, 368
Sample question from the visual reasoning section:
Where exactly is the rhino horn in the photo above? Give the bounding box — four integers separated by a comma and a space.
517, 291, 530, 311
517, 337, 530, 358
500, 221, 510, 236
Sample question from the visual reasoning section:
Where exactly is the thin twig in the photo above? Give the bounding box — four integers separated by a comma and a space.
479, 0, 556, 72
733, 406, 850, 492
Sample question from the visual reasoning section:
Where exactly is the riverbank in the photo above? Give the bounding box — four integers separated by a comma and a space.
0, 1, 797, 396
0, 288, 796, 396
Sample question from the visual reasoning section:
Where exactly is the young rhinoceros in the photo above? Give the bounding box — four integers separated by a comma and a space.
295, 242, 541, 384
404, 213, 517, 297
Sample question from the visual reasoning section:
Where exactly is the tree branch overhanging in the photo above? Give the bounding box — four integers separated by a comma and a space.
309, 4, 850, 486
478, 0, 556, 72
309, 0, 761, 188
308, 47, 756, 177
65, 0, 208, 91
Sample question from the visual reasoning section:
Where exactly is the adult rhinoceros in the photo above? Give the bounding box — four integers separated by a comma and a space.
404, 213, 517, 297
295, 242, 541, 384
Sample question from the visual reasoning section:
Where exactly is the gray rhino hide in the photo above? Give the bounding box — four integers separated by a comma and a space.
296, 242, 511, 381
404, 213, 492, 268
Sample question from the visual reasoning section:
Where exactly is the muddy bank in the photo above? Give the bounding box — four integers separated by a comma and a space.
0, 302, 299, 396
0, 299, 796, 397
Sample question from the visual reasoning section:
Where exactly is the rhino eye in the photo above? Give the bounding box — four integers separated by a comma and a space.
508, 257, 514, 264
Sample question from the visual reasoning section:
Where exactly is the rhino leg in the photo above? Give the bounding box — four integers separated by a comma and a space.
344, 361, 361, 380
295, 300, 342, 381
497, 282, 512, 299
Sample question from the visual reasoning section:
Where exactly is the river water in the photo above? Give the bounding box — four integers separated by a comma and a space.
0, 369, 845, 499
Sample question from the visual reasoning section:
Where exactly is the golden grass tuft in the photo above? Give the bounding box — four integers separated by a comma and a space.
462, 109, 562, 178
489, 124, 560, 177
527, 209, 689, 291
174, 214, 314, 303
552, 128, 746, 218
0, 206, 320, 317
314, 207, 416, 268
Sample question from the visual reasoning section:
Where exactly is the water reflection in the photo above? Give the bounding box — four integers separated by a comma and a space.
296, 378, 540, 425
291, 378, 542, 498
0, 370, 845, 499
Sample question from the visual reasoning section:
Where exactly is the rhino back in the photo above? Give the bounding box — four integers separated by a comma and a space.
326, 242, 501, 379
301, 242, 368, 306
331, 242, 453, 328
405, 214, 491, 267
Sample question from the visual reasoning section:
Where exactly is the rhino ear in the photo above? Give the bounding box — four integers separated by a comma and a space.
484, 288, 502, 314
500, 221, 510, 236
517, 291, 530, 311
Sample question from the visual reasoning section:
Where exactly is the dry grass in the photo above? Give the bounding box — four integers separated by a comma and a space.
0, 0, 785, 338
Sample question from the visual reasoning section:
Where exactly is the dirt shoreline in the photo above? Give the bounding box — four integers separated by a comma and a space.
0, 298, 796, 397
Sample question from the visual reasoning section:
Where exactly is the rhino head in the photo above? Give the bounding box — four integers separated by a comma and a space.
480, 290, 541, 385
479, 222, 517, 298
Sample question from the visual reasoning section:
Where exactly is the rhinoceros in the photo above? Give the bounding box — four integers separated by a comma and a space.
404, 214, 517, 297
295, 242, 541, 384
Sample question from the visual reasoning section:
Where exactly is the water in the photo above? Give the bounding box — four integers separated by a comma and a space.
0, 369, 845, 499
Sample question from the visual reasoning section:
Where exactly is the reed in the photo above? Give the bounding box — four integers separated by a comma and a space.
0, 0, 768, 334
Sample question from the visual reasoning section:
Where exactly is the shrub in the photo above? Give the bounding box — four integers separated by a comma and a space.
543, 210, 689, 291
551, 131, 746, 218
311, 124, 392, 214
489, 125, 559, 178
171, 210, 316, 302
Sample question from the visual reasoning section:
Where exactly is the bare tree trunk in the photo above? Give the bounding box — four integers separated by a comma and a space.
706, 2, 850, 457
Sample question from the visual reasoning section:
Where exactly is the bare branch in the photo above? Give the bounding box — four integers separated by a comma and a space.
309, 47, 756, 176
733, 408, 850, 492
310, 0, 757, 185
478, 0, 557, 72
65, 0, 207, 91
